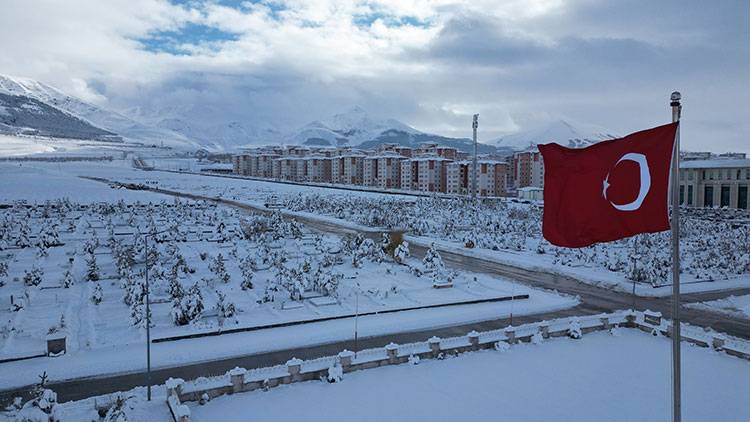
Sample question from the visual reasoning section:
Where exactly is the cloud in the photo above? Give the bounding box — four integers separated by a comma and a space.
0, 0, 747, 152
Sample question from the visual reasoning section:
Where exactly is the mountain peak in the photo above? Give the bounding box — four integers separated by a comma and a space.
494, 118, 618, 151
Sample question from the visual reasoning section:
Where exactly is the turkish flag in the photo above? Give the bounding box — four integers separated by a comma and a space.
538, 122, 678, 248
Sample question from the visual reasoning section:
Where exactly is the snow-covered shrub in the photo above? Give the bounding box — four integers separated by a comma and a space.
568, 319, 582, 339
422, 244, 445, 274
0, 261, 8, 287
494, 341, 510, 352
531, 332, 544, 345
352, 238, 386, 268
408, 355, 420, 365
216, 290, 237, 320
23, 266, 44, 287
326, 362, 343, 383
103, 394, 133, 422
394, 241, 410, 264
91, 282, 103, 305
171, 283, 204, 326
209, 253, 231, 284
85, 251, 100, 282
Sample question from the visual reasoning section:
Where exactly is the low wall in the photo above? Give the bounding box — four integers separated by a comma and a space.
163, 309, 750, 421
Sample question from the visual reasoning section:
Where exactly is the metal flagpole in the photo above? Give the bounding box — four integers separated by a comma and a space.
472, 114, 479, 199
670, 91, 682, 422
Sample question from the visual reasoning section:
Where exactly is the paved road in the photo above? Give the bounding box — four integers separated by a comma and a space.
2, 175, 743, 405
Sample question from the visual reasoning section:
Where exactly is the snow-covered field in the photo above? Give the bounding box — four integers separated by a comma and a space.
0, 161, 576, 389
23, 329, 750, 422
19, 158, 748, 296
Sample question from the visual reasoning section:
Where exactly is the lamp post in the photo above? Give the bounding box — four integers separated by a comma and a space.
142, 227, 172, 401
472, 114, 479, 199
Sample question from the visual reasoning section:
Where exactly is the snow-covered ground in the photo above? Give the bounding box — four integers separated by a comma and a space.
687, 295, 750, 319
191, 330, 750, 422
20, 158, 747, 297
25, 329, 750, 422
0, 161, 576, 389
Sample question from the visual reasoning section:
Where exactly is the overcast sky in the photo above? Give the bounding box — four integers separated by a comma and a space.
1, 0, 747, 152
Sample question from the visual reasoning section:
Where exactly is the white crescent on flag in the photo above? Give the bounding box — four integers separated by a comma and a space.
602, 152, 652, 211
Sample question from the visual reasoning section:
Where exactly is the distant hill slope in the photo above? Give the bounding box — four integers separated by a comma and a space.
0, 92, 119, 141
493, 119, 618, 151
0, 74, 198, 149
358, 129, 502, 155
288, 106, 500, 154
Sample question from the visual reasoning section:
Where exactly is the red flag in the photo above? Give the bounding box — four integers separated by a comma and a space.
538, 122, 678, 248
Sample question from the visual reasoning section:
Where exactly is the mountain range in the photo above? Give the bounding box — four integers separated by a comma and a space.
0, 74, 615, 155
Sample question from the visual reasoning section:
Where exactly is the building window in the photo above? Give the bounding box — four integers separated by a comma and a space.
679, 185, 685, 205
704, 186, 714, 207
687, 185, 693, 206
688, 171, 693, 180
739, 186, 748, 209
721, 185, 731, 207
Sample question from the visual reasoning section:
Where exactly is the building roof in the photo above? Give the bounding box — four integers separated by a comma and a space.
449, 159, 508, 166
680, 159, 750, 169
518, 186, 543, 191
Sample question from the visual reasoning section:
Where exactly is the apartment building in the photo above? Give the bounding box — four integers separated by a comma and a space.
446, 160, 509, 196
400, 155, 451, 193
512, 149, 544, 189
303, 156, 332, 183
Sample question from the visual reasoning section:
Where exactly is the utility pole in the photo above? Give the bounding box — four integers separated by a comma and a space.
472, 114, 479, 199
670, 91, 682, 422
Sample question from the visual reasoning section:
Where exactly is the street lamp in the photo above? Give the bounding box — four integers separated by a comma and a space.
142, 227, 172, 401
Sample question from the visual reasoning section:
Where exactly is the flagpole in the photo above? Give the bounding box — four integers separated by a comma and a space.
670, 91, 682, 422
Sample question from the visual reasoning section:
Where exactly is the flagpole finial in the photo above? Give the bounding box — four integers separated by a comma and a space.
670, 91, 681, 106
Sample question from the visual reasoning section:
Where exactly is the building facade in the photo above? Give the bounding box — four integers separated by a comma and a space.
679, 159, 750, 209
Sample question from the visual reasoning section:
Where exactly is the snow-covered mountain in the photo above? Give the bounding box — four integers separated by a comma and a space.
0, 74, 199, 149
0, 92, 118, 141
124, 103, 283, 151
287, 106, 498, 154
493, 119, 618, 151
285, 106, 419, 146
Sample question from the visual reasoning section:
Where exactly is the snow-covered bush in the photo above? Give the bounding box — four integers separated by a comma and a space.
171, 283, 204, 326
352, 238, 386, 268
422, 244, 445, 274
216, 290, 237, 320
0, 261, 8, 287
568, 319, 582, 339
394, 241, 410, 264
91, 282, 103, 305
209, 253, 231, 284
326, 362, 343, 383
494, 341, 510, 352
23, 266, 44, 287
85, 251, 100, 282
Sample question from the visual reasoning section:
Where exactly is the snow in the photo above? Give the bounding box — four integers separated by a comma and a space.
0, 161, 576, 389
493, 119, 618, 151
0, 74, 197, 149
0, 135, 55, 156
0, 161, 170, 203
687, 294, 750, 318
188, 330, 750, 422
680, 158, 750, 169
12, 159, 749, 298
